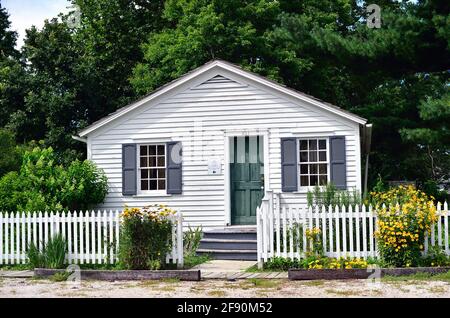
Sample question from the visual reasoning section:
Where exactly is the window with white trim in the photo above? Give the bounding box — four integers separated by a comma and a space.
298, 138, 329, 187
138, 144, 166, 191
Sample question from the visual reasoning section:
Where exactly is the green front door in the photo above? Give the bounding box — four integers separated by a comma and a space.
230, 136, 264, 225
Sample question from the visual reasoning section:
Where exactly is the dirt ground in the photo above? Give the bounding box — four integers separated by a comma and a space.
0, 277, 449, 298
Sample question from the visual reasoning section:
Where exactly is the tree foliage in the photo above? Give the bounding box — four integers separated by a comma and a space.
0, 146, 108, 212
0, 0, 449, 191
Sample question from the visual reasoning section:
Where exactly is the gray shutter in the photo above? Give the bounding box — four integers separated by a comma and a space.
167, 141, 182, 194
122, 144, 137, 196
330, 136, 347, 189
281, 138, 298, 192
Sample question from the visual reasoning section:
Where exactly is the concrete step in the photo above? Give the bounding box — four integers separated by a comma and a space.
203, 231, 257, 241
199, 238, 257, 251
197, 249, 257, 261
198, 227, 258, 260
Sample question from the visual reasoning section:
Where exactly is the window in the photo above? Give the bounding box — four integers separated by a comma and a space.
139, 144, 166, 191
298, 138, 329, 187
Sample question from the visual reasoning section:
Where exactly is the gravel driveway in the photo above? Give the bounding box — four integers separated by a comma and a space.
0, 277, 449, 298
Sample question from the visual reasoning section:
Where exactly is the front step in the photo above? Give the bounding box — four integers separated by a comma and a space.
199, 239, 256, 250
197, 249, 257, 261
197, 227, 257, 261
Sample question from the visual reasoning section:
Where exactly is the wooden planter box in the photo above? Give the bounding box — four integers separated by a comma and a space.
288, 266, 450, 280
34, 268, 201, 281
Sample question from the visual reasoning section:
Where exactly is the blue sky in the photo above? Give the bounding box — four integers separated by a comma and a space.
3, 0, 71, 48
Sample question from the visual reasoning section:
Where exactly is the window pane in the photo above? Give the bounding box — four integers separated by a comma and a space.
300, 151, 308, 162
150, 169, 157, 178
300, 140, 308, 150
300, 176, 309, 186
157, 156, 165, 167
309, 139, 317, 150
149, 156, 156, 167
158, 169, 166, 178
149, 146, 156, 155
141, 169, 148, 179
300, 164, 308, 174
310, 175, 318, 186
141, 180, 148, 190
150, 180, 157, 190
140, 146, 147, 155
319, 164, 327, 174
158, 180, 166, 190
318, 140, 326, 150
309, 164, 318, 174
157, 145, 165, 155
319, 151, 326, 162
140, 157, 148, 167
319, 175, 327, 185
309, 151, 317, 162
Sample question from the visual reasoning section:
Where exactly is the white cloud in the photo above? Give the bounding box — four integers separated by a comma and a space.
3, 0, 71, 48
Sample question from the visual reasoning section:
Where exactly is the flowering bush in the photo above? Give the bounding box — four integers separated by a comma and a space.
372, 185, 438, 267
308, 257, 368, 269
118, 204, 176, 270
305, 227, 323, 256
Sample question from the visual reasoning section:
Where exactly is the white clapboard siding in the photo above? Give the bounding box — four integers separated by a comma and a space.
0, 210, 184, 268
88, 74, 362, 229
257, 192, 449, 268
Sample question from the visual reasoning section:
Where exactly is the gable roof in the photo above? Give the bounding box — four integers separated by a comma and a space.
78, 60, 367, 137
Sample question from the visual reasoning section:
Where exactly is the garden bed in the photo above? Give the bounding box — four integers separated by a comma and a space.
288, 267, 450, 280
34, 268, 201, 281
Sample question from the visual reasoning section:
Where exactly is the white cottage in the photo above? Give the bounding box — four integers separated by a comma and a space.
75, 60, 369, 233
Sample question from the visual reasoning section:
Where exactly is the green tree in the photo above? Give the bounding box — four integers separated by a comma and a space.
0, 129, 21, 176
0, 5, 27, 129
131, 0, 281, 94
132, 0, 449, 189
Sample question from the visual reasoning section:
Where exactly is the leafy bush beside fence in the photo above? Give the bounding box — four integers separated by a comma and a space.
0, 146, 108, 212
372, 185, 439, 267
118, 205, 177, 270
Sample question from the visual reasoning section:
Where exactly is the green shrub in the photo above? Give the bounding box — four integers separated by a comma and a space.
0, 146, 108, 212
263, 256, 369, 270
307, 183, 361, 208
372, 185, 437, 267
44, 234, 67, 269
420, 246, 450, 267
26, 234, 67, 269
49, 271, 71, 282
118, 205, 175, 270
26, 242, 46, 269
183, 226, 203, 257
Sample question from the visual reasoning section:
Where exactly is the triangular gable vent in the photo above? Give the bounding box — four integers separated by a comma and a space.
192, 75, 247, 90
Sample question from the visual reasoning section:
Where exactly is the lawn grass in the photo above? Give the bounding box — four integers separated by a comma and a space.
183, 254, 210, 269
0, 264, 30, 270
245, 264, 281, 273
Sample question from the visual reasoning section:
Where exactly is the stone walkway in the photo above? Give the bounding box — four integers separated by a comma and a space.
192, 260, 288, 280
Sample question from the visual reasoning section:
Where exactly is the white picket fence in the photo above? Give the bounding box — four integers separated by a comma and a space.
0, 210, 184, 268
257, 190, 450, 268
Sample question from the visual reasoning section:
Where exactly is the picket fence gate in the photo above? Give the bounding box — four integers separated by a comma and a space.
0, 210, 184, 268
256, 190, 450, 268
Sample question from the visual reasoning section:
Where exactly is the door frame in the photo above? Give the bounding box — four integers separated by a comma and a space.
224, 129, 270, 226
